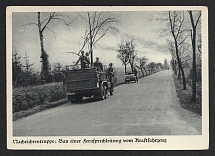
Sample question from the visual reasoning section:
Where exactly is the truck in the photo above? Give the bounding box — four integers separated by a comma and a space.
63, 65, 114, 103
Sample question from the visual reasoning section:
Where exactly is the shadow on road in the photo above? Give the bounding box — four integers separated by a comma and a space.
70, 97, 103, 105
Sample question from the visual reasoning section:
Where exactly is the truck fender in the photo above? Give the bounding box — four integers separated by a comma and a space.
101, 81, 108, 87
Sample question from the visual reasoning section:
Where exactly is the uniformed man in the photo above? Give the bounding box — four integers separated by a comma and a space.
74, 51, 90, 69
133, 67, 138, 82
93, 57, 103, 71
85, 52, 90, 68
107, 63, 114, 95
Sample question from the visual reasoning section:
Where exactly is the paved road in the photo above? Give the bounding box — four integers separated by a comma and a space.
13, 70, 201, 136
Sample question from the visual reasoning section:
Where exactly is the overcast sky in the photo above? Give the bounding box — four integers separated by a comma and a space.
12, 11, 174, 71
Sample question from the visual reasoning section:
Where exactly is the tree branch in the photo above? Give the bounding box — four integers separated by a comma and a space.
195, 11, 201, 28
93, 28, 109, 46
46, 26, 56, 40
41, 12, 56, 32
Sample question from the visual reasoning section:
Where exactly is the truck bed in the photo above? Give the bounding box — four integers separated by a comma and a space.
65, 68, 97, 91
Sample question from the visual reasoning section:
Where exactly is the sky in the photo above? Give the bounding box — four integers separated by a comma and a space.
12, 11, 173, 71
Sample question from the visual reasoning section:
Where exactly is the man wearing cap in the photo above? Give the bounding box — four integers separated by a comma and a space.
75, 51, 89, 69
93, 57, 103, 71
133, 67, 138, 82
107, 63, 114, 95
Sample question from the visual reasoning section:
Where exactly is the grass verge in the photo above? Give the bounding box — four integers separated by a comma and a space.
173, 74, 202, 116
13, 98, 68, 121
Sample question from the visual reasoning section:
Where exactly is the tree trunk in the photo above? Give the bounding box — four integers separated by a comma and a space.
88, 13, 93, 66
37, 12, 50, 82
124, 64, 127, 74
90, 29, 93, 66
189, 11, 197, 102
135, 66, 144, 77
131, 63, 133, 73
143, 68, 147, 75
140, 68, 144, 77
37, 13, 45, 56
192, 30, 197, 101
174, 40, 186, 90
90, 47, 93, 66
178, 65, 181, 79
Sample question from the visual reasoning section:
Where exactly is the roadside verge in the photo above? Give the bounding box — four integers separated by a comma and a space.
172, 74, 202, 116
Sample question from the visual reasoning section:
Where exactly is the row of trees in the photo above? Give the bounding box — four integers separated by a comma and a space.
116, 40, 166, 76
12, 50, 64, 87
167, 10, 201, 102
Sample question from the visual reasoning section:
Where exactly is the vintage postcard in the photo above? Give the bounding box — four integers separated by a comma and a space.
7, 6, 208, 150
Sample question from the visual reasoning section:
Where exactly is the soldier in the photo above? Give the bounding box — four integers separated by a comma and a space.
107, 63, 114, 95
93, 57, 103, 71
85, 52, 90, 68
133, 67, 138, 82
74, 51, 89, 69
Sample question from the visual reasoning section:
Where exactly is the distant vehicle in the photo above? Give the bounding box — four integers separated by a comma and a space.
124, 72, 137, 83
63, 64, 115, 103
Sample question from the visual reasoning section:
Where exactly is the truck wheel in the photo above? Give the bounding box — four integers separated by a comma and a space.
104, 85, 108, 99
75, 94, 83, 102
110, 88, 113, 95
100, 86, 106, 100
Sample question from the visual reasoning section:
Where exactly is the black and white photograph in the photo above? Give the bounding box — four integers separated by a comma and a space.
7, 6, 208, 150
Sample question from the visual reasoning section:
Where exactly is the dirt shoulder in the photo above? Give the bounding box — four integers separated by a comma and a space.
173, 74, 202, 116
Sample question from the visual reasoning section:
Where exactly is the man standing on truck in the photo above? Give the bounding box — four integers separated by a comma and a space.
85, 52, 90, 68
93, 57, 103, 71
107, 63, 114, 95
74, 51, 90, 69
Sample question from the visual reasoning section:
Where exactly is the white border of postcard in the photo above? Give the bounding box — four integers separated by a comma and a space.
7, 6, 209, 150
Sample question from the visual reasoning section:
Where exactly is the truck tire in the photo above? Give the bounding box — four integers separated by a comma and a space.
104, 85, 108, 99
100, 85, 106, 100
94, 85, 107, 100
75, 94, 83, 102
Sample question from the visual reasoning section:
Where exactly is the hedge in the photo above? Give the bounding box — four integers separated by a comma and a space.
13, 82, 65, 113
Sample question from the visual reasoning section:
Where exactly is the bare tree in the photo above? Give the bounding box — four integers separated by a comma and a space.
80, 12, 119, 65
116, 40, 137, 73
126, 40, 137, 73
168, 40, 178, 75
168, 36, 191, 80
188, 10, 201, 102
168, 11, 187, 90
117, 42, 130, 74
22, 12, 75, 82
135, 56, 148, 76
147, 62, 157, 74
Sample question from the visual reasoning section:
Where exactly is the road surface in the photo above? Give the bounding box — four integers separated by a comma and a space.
13, 70, 201, 136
